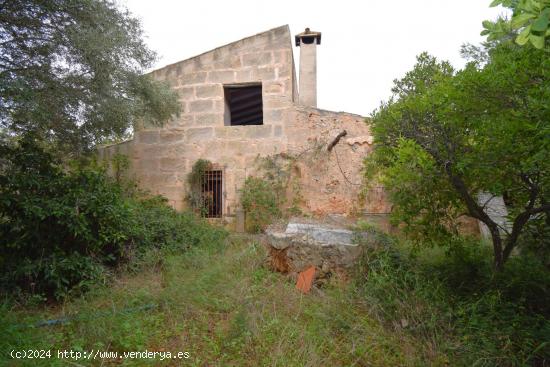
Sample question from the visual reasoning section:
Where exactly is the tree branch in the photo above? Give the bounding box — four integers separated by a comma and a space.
502, 174, 547, 263
327, 130, 347, 152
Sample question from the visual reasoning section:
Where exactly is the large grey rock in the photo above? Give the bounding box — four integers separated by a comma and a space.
285, 223, 354, 245
265, 219, 364, 273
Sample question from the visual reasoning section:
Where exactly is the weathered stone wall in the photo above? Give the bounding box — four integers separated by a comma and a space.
101, 25, 296, 214
99, 25, 389, 223
284, 106, 390, 216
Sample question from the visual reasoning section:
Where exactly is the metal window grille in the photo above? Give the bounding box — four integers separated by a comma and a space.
201, 170, 222, 218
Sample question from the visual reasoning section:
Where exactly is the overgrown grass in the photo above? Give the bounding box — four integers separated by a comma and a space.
353, 230, 550, 366
2, 233, 548, 366
2, 235, 444, 366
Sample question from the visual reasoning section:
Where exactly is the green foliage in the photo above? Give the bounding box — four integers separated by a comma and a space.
0, 135, 132, 299
355, 233, 550, 365
0, 136, 226, 300
366, 45, 550, 269
0, 236, 438, 366
257, 154, 293, 194
240, 177, 281, 233
110, 153, 130, 184
2, 233, 547, 366
186, 159, 212, 216
0, 0, 180, 154
255, 153, 307, 217
483, 0, 550, 50
130, 195, 227, 256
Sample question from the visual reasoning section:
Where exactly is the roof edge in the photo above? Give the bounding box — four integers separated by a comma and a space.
149, 25, 291, 75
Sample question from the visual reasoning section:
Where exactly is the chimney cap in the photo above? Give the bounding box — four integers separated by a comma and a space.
295, 28, 321, 46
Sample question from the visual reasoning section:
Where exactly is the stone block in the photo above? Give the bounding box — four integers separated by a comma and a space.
189, 100, 213, 113
276, 64, 291, 79
214, 126, 246, 139
254, 66, 276, 80
245, 125, 272, 139
137, 143, 162, 157
167, 114, 193, 129
273, 50, 291, 64
235, 69, 254, 83
221, 140, 250, 155
158, 186, 184, 201
176, 87, 194, 100
265, 33, 288, 49
178, 102, 188, 114
173, 142, 205, 157
215, 155, 242, 167
195, 113, 223, 126
264, 82, 283, 94
186, 127, 214, 142
207, 70, 235, 83
264, 97, 289, 109
180, 60, 195, 74
265, 221, 365, 273
138, 130, 159, 144
214, 55, 241, 69
137, 158, 159, 171
242, 52, 273, 67
213, 100, 225, 113
199, 51, 215, 66
211, 48, 226, 62
160, 131, 184, 144
265, 109, 283, 122
180, 72, 207, 85
273, 125, 283, 137
195, 84, 222, 99
160, 157, 186, 171
149, 172, 179, 186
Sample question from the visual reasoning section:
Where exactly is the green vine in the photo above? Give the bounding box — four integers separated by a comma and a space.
252, 152, 309, 218
187, 159, 212, 216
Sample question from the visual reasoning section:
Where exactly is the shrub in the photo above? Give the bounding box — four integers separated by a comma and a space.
0, 136, 134, 299
130, 195, 227, 256
354, 231, 550, 365
239, 177, 280, 233
0, 136, 227, 301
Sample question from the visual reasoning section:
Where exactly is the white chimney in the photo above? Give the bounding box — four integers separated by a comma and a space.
295, 28, 322, 107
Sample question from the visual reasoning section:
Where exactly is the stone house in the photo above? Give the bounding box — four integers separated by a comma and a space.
99, 25, 390, 227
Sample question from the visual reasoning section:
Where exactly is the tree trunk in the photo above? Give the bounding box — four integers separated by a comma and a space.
442, 165, 507, 271
488, 224, 504, 271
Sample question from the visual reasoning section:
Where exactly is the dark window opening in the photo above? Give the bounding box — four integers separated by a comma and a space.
224, 84, 263, 126
201, 170, 222, 218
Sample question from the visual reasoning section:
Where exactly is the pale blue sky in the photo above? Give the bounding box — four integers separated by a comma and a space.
123, 0, 505, 116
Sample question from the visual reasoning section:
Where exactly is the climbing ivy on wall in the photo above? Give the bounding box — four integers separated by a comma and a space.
187, 159, 212, 216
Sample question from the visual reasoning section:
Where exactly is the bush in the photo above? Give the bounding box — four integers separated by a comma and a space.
0, 136, 227, 301
239, 176, 280, 233
354, 232, 550, 365
129, 195, 227, 256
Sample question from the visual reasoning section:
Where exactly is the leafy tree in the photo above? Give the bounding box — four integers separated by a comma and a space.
482, 0, 550, 50
0, 0, 179, 154
366, 45, 550, 270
